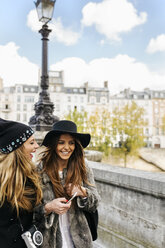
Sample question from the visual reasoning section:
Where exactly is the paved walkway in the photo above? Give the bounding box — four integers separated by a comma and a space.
93, 241, 104, 248
102, 148, 164, 172
139, 148, 165, 171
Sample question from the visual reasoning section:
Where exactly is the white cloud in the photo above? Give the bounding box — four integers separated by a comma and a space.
50, 18, 80, 46
27, 9, 80, 46
51, 57, 88, 85
81, 0, 147, 41
100, 39, 105, 45
51, 55, 165, 94
0, 42, 39, 87
146, 34, 165, 54
1, 43, 165, 93
26, 9, 42, 32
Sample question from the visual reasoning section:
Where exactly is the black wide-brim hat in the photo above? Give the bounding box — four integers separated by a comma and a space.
42, 120, 91, 148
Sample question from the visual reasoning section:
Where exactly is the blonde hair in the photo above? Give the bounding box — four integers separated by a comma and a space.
0, 145, 42, 215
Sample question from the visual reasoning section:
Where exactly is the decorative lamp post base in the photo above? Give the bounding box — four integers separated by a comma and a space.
29, 101, 59, 131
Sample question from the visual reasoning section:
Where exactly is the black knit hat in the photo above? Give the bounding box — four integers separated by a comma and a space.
0, 118, 34, 154
42, 120, 91, 148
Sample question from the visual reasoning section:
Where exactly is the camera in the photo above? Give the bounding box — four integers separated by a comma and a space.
21, 225, 43, 248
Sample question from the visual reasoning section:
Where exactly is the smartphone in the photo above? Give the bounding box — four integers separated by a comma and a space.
67, 192, 77, 204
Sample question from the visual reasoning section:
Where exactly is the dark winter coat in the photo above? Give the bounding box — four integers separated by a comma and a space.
34, 161, 100, 248
0, 200, 33, 248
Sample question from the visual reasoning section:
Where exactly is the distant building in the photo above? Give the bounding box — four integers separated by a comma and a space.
151, 90, 165, 148
0, 83, 38, 123
0, 70, 109, 121
110, 88, 165, 148
0, 72, 165, 148
86, 81, 109, 115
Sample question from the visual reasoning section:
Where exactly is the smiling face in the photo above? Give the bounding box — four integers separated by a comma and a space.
23, 134, 39, 160
56, 134, 75, 162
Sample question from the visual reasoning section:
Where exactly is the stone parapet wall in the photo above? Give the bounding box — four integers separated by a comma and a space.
89, 161, 165, 248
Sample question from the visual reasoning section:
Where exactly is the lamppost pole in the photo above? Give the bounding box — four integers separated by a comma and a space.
29, 0, 59, 131
40, 24, 51, 101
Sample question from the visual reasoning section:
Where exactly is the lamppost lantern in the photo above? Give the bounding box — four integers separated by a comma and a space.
35, 0, 56, 24
29, 0, 59, 131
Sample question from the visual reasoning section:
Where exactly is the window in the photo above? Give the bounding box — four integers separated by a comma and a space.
67, 96, 71, 102
17, 104, 20, 111
67, 89, 72, 93
23, 113, 27, 122
156, 118, 159, 125
79, 89, 84, 93
17, 95, 21, 102
73, 88, 78, 93
56, 104, 60, 112
23, 104, 27, 111
145, 128, 149, 135
24, 96, 34, 103
5, 95, 8, 101
5, 104, 9, 109
90, 97, 95, 104
96, 95, 100, 103
156, 127, 159, 135
17, 113, 20, 121
17, 86, 21, 93
80, 106, 84, 111
31, 87, 35, 92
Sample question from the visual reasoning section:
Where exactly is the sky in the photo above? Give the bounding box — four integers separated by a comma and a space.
1, 0, 165, 94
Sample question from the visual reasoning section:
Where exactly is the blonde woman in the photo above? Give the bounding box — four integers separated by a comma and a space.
0, 118, 42, 248
34, 120, 100, 248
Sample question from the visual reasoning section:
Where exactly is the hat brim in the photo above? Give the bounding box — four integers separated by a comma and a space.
42, 130, 91, 148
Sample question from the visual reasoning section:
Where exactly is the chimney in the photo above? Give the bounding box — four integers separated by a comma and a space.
84, 82, 88, 88
0, 77, 3, 90
104, 81, 108, 88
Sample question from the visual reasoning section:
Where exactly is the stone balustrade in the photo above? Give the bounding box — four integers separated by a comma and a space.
89, 161, 165, 248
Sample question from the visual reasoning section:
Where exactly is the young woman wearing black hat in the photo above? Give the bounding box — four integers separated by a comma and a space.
34, 120, 100, 248
0, 118, 42, 248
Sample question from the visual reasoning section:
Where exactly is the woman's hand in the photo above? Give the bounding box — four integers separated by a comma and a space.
45, 197, 71, 215
65, 184, 87, 197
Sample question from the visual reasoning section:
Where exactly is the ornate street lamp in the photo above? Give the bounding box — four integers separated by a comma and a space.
35, 0, 55, 24
29, 0, 59, 131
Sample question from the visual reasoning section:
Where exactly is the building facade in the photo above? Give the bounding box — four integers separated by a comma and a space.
0, 71, 165, 148
110, 88, 165, 148
0, 71, 109, 122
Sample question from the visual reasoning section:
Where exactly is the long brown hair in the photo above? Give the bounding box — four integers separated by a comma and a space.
40, 135, 90, 198
0, 145, 42, 215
